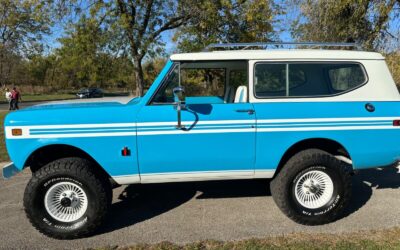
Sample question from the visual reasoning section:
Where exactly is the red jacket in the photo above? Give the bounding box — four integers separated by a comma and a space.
11, 90, 20, 100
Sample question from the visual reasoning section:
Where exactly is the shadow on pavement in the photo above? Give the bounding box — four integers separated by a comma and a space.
97, 167, 399, 236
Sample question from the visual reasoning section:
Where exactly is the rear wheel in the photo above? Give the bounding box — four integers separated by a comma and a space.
24, 157, 111, 239
271, 149, 352, 225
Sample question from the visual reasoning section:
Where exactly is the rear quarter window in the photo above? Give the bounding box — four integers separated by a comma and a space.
254, 62, 367, 98
328, 64, 366, 92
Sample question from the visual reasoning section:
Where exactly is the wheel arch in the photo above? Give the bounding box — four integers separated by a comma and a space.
275, 138, 352, 177
24, 144, 110, 178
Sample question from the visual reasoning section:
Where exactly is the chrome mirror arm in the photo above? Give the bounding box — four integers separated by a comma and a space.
174, 101, 186, 129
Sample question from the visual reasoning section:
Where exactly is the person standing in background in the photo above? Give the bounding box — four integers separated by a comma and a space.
5, 88, 12, 110
11, 87, 21, 110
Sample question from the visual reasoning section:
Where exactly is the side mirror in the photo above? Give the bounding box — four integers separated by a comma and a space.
173, 86, 185, 103
172, 86, 186, 129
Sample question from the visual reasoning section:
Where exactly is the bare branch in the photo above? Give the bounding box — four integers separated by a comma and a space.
151, 15, 189, 41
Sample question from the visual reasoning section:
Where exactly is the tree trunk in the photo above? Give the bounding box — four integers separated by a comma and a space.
133, 57, 144, 96
0, 48, 4, 86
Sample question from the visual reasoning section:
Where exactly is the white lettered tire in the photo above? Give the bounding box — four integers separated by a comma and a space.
270, 149, 352, 225
23, 157, 111, 239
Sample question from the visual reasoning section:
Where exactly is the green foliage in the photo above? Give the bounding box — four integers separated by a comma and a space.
143, 58, 168, 89
292, 0, 400, 50
54, 16, 134, 89
0, 0, 398, 94
0, 0, 54, 52
386, 52, 400, 86
0, 0, 57, 86
291, 0, 400, 87
174, 0, 282, 52
80, 0, 195, 95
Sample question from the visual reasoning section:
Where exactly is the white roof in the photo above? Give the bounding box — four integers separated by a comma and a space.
170, 49, 384, 61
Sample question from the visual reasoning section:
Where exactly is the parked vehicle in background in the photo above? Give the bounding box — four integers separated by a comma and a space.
76, 88, 104, 98
3, 42, 400, 239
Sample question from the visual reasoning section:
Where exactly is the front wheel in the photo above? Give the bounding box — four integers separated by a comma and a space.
270, 149, 352, 225
24, 157, 111, 239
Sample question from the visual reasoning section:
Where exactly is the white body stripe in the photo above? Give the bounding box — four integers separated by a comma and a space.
257, 125, 397, 132
257, 117, 400, 123
136, 120, 252, 127
137, 128, 255, 136
112, 170, 276, 185
5, 117, 400, 139
7, 123, 137, 129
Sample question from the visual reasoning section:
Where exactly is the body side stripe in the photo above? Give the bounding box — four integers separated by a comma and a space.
5, 117, 400, 139
5, 116, 400, 130
257, 125, 396, 132
257, 117, 400, 123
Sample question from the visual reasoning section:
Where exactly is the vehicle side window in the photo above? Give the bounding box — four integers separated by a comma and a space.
230, 69, 248, 89
182, 68, 225, 97
254, 64, 286, 94
254, 62, 367, 98
152, 65, 180, 103
328, 64, 366, 91
151, 61, 248, 104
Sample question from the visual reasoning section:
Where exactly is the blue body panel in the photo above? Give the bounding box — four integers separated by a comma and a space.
253, 102, 400, 170
5, 101, 141, 177
4, 59, 400, 180
185, 96, 224, 104
136, 103, 256, 174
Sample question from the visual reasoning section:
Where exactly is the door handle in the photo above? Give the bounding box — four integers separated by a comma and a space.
235, 109, 255, 115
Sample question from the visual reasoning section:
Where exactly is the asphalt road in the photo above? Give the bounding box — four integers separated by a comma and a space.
0, 166, 399, 249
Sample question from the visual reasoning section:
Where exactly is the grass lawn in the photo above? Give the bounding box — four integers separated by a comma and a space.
22, 93, 76, 102
0, 111, 9, 162
98, 228, 400, 250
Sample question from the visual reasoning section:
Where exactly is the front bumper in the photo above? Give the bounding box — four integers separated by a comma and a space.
2, 162, 20, 179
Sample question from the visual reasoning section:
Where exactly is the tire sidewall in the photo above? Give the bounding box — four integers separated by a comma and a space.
27, 174, 99, 235
289, 165, 344, 219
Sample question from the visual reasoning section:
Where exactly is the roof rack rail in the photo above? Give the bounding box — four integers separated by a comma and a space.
203, 42, 360, 51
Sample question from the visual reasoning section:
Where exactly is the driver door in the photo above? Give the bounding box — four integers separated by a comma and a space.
136, 61, 256, 183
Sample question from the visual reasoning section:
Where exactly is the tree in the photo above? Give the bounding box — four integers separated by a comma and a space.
0, 0, 56, 86
67, 0, 281, 95
174, 0, 282, 52
386, 52, 400, 86
54, 15, 135, 89
291, 0, 400, 50
83, 0, 193, 96
56, 16, 110, 88
143, 57, 167, 89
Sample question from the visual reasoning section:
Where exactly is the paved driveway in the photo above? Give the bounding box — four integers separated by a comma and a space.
0, 166, 399, 249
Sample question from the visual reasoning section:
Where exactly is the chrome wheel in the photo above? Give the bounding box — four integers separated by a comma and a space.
294, 170, 334, 209
44, 182, 88, 223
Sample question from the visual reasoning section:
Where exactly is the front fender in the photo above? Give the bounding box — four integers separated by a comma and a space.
6, 136, 138, 177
